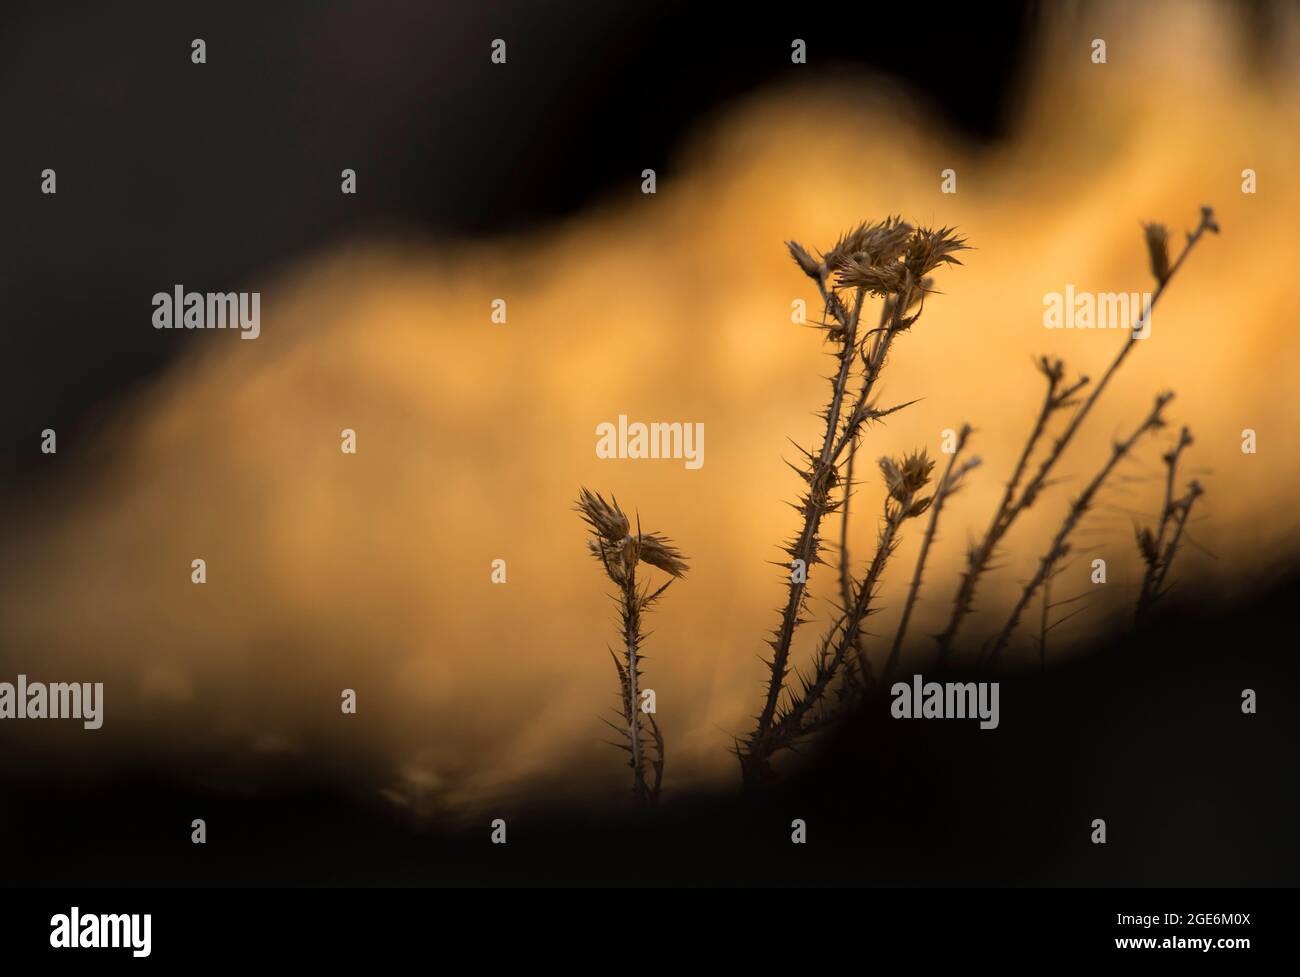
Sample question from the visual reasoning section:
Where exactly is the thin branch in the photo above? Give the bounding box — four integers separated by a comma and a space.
884, 424, 978, 685
936, 358, 1086, 659
987, 392, 1174, 662
1136, 426, 1202, 620
936, 206, 1217, 659
767, 453, 935, 753
751, 284, 866, 748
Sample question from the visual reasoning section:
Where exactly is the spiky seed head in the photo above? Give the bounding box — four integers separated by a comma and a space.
637, 532, 689, 578
878, 449, 935, 508
1036, 356, 1066, 385
858, 216, 914, 265
1142, 222, 1171, 286
575, 488, 688, 582
824, 216, 913, 273
834, 254, 905, 296
587, 537, 628, 584
878, 456, 903, 497
1199, 205, 1220, 234
575, 487, 630, 541
822, 219, 964, 302
1136, 526, 1159, 565
785, 240, 823, 280
904, 225, 967, 280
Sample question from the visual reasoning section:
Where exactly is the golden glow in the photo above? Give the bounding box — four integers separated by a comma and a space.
3, 2, 1297, 813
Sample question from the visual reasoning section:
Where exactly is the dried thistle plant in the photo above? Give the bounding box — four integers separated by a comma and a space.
986, 391, 1174, 661
575, 488, 687, 806
838, 286, 933, 669
1143, 222, 1172, 286
710, 203, 1217, 784
936, 206, 1218, 661
743, 448, 937, 775
739, 219, 967, 783
1135, 426, 1204, 620
883, 424, 980, 686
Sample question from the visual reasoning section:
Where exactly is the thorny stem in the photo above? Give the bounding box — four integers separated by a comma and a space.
576, 488, 682, 806
885, 424, 975, 685
646, 713, 665, 800
987, 393, 1173, 662
838, 301, 899, 678
1150, 488, 1199, 602
751, 286, 866, 747
620, 565, 648, 803
1039, 575, 1051, 672
936, 366, 1080, 659
838, 301, 894, 573
772, 486, 916, 748
852, 494, 910, 684
1136, 427, 1198, 620
749, 282, 914, 770
838, 433, 874, 686
832, 296, 910, 461
839, 435, 858, 626
937, 210, 1216, 658
1156, 443, 1185, 553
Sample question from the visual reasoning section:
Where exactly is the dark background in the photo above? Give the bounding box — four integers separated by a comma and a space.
0, 0, 1040, 490
2, 1, 1296, 891
4, 574, 1296, 886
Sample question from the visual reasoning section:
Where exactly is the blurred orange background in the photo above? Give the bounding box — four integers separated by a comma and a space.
2, 1, 1297, 815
